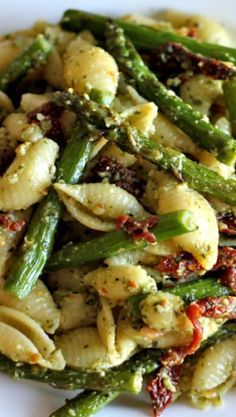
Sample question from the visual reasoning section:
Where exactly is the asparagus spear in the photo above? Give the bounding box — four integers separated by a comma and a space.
50, 390, 119, 417
0, 35, 52, 92
127, 278, 234, 323
127, 277, 233, 316
105, 21, 236, 165
4, 123, 92, 299
52, 92, 236, 205
223, 78, 236, 137
0, 349, 164, 393
61, 10, 236, 65
168, 277, 234, 302
219, 235, 236, 247
46, 210, 196, 271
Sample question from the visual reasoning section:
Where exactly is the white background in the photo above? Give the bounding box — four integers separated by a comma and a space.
0, 0, 236, 416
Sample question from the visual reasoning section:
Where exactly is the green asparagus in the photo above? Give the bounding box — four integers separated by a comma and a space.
52, 91, 236, 205
0, 349, 165, 393
46, 210, 196, 271
105, 21, 236, 165
61, 10, 236, 64
4, 123, 92, 299
128, 278, 235, 327
219, 234, 236, 247
50, 390, 119, 417
0, 35, 52, 92
127, 277, 233, 322
168, 277, 234, 302
223, 78, 236, 137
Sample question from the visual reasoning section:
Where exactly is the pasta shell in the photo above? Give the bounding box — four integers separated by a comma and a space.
0, 138, 59, 211
59, 291, 97, 331
121, 102, 157, 136
54, 182, 147, 231
84, 265, 157, 302
139, 292, 192, 333
156, 174, 219, 270
0, 279, 60, 334
47, 265, 95, 291
97, 297, 116, 354
0, 306, 65, 369
0, 209, 30, 278
55, 327, 108, 370
64, 37, 119, 102
0, 322, 44, 364
190, 336, 236, 408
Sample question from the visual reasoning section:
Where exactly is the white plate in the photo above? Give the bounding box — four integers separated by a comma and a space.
0, 0, 235, 416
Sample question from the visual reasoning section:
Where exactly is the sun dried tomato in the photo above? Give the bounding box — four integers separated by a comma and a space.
149, 42, 234, 82
147, 365, 182, 417
27, 101, 63, 141
0, 214, 25, 232
116, 214, 158, 244
220, 266, 236, 292
92, 156, 146, 198
161, 295, 236, 369
218, 213, 236, 236
213, 246, 236, 270
156, 252, 203, 279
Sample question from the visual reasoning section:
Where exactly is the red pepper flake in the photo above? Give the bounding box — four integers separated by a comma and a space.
116, 215, 158, 244
0, 214, 25, 232
92, 156, 146, 198
101, 287, 108, 295
187, 27, 199, 38
27, 102, 63, 141
218, 213, 236, 236
147, 364, 182, 417
128, 279, 139, 289
156, 252, 203, 280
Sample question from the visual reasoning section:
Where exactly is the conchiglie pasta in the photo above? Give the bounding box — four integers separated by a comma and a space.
156, 173, 219, 270
179, 75, 223, 115
0, 279, 60, 334
0, 138, 58, 211
63, 37, 119, 103
139, 292, 192, 333
43, 48, 64, 89
59, 291, 97, 331
121, 102, 157, 136
197, 149, 234, 179
55, 327, 108, 370
100, 142, 136, 167
20, 93, 49, 113
104, 249, 148, 266
97, 297, 116, 354
0, 91, 13, 113
47, 266, 95, 291
190, 336, 236, 408
0, 38, 31, 71
3, 113, 43, 142
160, 10, 232, 45
0, 306, 65, 369
0, 209, 30, 278
152, 112, 198, 156
84, 265, 157, 302
54, 182, 148, 231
